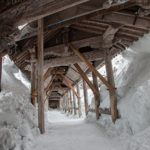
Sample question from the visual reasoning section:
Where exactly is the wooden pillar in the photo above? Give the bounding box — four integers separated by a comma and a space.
82, 79, 89, 116
30, 49, 36, 107
70, 90, 73, 114
92, 61, 101, 120
0, 56, 2, 92
73, 92, 77, 115
76, 84, 82, 117
37, 18, 45, 134
105, 49, 118, 122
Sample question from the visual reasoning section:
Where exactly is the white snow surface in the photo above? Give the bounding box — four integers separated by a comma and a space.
88, 32, 150, 150
0, 56, 39, 150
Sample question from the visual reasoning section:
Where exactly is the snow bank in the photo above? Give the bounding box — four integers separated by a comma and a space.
87, 32, 150, 149
0, 56, 39, 150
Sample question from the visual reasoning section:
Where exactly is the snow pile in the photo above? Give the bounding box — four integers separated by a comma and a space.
88, 32, 150, 149
0, 56, 39, 150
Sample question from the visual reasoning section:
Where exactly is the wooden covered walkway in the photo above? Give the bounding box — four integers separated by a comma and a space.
0, 0, 150, 134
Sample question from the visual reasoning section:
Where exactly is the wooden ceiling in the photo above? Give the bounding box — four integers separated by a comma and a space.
1, 0, 150, 101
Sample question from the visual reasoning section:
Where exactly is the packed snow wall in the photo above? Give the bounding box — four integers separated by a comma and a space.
0, 57, 39, 150
87, 32, 150, 150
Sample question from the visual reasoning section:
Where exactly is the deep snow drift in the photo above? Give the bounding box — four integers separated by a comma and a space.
0, 57, 39, 150
87, 32, 150, 150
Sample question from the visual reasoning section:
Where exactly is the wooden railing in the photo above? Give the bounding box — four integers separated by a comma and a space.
89, 108, 111, 115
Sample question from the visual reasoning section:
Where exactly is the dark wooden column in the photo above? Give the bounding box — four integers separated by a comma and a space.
105, 49, 118, 122
72, 91, 77, 115
92, 61, 101, 120
76, 84, 82, 117
0, 56, 2, 92
82, 79, 89, 116
37, 18, 45, 134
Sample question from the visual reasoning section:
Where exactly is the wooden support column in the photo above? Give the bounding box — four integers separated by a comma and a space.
82, 79, 89, 116
92, 62, 101, 120
37, 18, 45, 134
0, 56, 2, 92
30, 49, 36, 107
105, 49, 118, 123
70, 90, 73, 114
72, 92, 77, 115
76, 84, 82, 117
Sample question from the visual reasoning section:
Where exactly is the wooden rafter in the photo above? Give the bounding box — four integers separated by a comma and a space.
74, 63, 99, 95
59, 72, 80, 99
69, 43, 116, 91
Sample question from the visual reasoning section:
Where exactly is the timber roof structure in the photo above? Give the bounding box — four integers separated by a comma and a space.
0, 0, 150, 103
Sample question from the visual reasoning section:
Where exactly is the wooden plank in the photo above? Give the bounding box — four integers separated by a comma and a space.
105, 49, 118, 122
69, 43, 115, 91
76, 84, 82, 117
89, 108, 111, 115
44, 50, 104, 68
74, 63, 99, 95
82, 79, 88, 116
92, 62, 101, 120
59, 72, 80, 99
37, 18, 45, 134
69, 90, 73, 114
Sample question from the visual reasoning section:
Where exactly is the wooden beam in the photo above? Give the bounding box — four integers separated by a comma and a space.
69, 90, 73, 114
44, 70, 58, 94
47, 1, 136, 31
76, 84, 82, 117
105, 49, 118, 122
44, 50, 104, 68
37, 18, 45, 134
59, 72, 80, 99
32, 67, 51, 99
92, 61, 101, 120
82, 79, 88, 116
0, 56, 2, 92
74, 63, 99, 95
69, 43, 115, 91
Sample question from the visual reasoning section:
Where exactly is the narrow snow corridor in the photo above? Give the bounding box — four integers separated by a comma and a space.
28, 110, 123, 150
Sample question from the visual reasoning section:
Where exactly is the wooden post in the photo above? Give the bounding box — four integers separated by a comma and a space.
72, 91, 77, 115
92, 62, 101, 120
70, 90, 73, 114
0, 56, 2, 92
37, 18, 45, 134
105, 49, 118, 122
82, 79, 89, 116
76, 84, 82, 117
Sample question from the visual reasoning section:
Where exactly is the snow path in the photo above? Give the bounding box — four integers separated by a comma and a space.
28, 110, 123, 150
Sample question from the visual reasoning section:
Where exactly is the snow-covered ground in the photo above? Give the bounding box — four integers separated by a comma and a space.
28, 110, 123, 150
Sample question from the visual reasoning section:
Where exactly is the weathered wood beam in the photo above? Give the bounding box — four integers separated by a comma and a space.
69, 43, 115, 91
92, 61, 101, 120
37, 18, 45, 134
0, 0, 90, 26
74, 63, 99, 95
44, 50, 104, 68
72, 90, 77, 115
105, 49, 118, 123
76, 84, 82, 117
82, 79, 88, 116
0, 56, 2, 92
47, 1, 136, 31
59, 72, 80, 99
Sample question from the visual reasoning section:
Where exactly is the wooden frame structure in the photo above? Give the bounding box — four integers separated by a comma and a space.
1, 0, 150, 133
